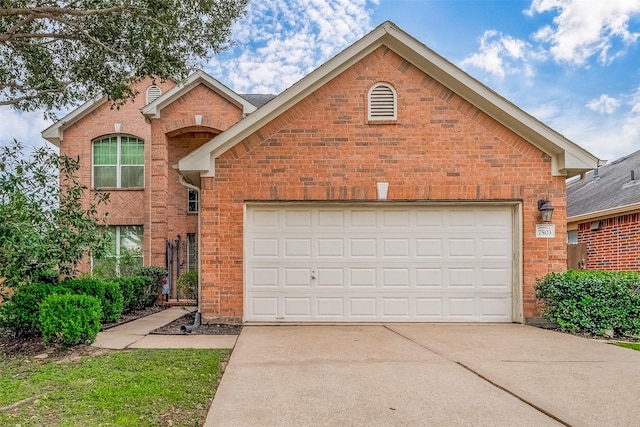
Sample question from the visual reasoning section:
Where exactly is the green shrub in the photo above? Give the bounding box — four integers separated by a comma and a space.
114, 277, 136, 313
39, 293, 102, 346
61, 278, 123, 323
535, 270, 640, 336
176, 271, 198, 300
103, 281, 124, 322
0, 283, 70, 337
133, 266, 166, 307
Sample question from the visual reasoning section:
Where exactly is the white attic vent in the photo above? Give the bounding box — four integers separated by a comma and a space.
146, 85, 162, 104
368, 83, 397, 121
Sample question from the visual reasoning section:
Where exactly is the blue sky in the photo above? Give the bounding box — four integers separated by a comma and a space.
2, 0, 640, 162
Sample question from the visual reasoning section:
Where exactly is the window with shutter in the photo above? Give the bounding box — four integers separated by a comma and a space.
368, 83, 397, 121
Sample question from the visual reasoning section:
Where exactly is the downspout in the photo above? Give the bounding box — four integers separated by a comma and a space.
178, 175, 202, 333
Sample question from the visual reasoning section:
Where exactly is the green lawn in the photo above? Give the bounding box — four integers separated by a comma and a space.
0, 349, 229, 426
615, 342, 640, 351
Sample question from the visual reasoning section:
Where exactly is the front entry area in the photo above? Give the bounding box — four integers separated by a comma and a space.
244, 204, 516, 322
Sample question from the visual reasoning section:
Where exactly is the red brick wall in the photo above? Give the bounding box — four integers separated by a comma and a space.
148, 84, 244, 284
578, 213, 640, 270
198, 46, 567, 321
59, 78, 176, 270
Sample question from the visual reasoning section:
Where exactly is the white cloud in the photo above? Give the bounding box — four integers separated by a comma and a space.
461, 30, 535, 79
205, 0, 377, 93
0, 107, 53, 151
526, 0, 640, 65
586, 94, 621, 114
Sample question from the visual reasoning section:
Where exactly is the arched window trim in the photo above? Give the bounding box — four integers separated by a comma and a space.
92, 134, 145, 189
146, 85, 162, 104
367, 82, 397, 121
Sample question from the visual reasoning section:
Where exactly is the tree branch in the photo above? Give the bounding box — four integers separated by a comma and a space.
0, 85, 69, 106
0, 6, 134, 18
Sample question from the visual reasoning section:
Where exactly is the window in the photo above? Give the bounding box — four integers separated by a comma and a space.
187, 188, 199, 213
567, 230, 578, 244
368, 82, 397, 121
187, 233, 197, 272
93, 135, 144, 188
146, 85, 162, 104
92, 225, 144, 276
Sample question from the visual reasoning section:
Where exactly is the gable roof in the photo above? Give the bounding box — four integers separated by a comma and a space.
568, 150, 640, 221
179, 21, 599, 180
141, 70, 257, 119
41, 95, 108, 146
42, 72, 264, 146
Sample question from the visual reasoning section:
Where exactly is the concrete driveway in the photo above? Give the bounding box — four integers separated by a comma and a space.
204, 324, 640, 426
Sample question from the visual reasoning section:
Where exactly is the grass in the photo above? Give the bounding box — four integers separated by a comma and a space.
615, 342, 640, 351
0, 349, 229, 426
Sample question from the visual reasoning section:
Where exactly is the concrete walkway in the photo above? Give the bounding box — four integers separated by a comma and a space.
204, 324, 640, 427
92, 307, 237, 350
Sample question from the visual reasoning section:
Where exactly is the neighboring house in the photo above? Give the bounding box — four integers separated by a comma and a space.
42, 22, 599, 324
567, 150, 640, 271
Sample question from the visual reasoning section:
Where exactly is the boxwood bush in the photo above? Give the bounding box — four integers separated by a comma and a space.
535, 270, 640, 336
61, 278, 123, 322
0, 283, 70, 337
39, 293, 102, 346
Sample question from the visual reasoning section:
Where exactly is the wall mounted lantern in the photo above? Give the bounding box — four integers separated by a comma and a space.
537, 199, 554, 222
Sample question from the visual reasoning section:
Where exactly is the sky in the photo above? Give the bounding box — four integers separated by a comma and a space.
2, 0, 640, 163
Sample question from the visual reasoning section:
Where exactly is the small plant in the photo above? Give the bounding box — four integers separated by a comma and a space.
114, 277, 136, 313
176, 271, 198, 301
535, 270, 640, 336
39, 293, 102, 346
0, 283, 70, 337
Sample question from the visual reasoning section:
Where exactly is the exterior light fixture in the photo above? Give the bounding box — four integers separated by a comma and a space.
537, 199, 554, 222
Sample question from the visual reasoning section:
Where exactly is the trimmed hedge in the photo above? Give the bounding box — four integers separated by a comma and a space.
61, 278, 123, 323
113, 276, 156, 312
535, 270, 640, 336
39, 293, 102, 346
0, 283, 70, 337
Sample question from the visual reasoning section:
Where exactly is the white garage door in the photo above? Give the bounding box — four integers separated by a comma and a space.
245, 205, 514, 322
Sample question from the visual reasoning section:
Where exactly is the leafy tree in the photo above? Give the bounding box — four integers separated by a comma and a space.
0, 140, 109, 287
0, 0, 248, 113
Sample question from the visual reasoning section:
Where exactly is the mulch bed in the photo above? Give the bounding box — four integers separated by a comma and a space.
150, 311, 243, 336
0, 305, 242, 358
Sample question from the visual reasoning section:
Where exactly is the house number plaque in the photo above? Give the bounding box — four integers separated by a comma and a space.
535, 224, 556, 238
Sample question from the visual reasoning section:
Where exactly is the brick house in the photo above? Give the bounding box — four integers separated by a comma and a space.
43, 22, 599, 323
567, 150, 640, 271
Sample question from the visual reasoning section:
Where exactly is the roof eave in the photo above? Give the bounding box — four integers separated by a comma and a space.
141, 71, 257, 119
180, 21, 599, 178
40, 95, 107, 146
568, 202, 640, 224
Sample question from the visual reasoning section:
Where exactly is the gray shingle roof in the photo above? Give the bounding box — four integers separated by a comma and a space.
240, 94, 276, 108
567, 150, 640, 217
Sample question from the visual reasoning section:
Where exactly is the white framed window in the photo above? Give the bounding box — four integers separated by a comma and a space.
368, 82, 397, 121
187, 233, 197, 272
93, 135, 144, 189
187, 188, 199, 213
92, 225, 144, 276
146, 85, 162, 104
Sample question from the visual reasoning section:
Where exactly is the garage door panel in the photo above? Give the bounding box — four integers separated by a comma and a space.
246, 205, 514, 322
350, 268, 377, 287
252, 268, 279, 287
383, 238, 410, 257
317, 268, 344, 287
349, 298, 377, 317
252, 238, 279, 257
317, 239, 344, 257
284, 298, 311, 316
284, 268, 312, 287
